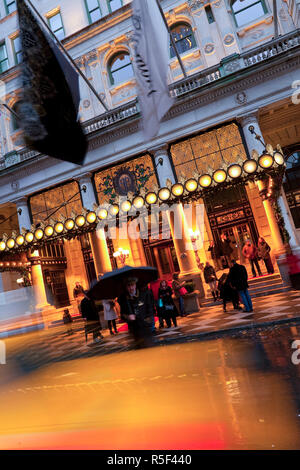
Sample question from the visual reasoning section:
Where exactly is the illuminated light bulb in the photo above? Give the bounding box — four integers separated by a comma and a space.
171, 183, 184, 196
109, 205, 119, 216
45, 225, 54, 237
185, 178, 198, 192
7, 238, 15, 249
273, 151, 284, 166
64, 218, 75, 231
213, 169, 227, 183
86, 211, 97, 224
34, 228, 44, 240
199, 174, 212, 188
98, 208, 108, 219
16, 235, 25, 246
25, 232, 34, 243
228, 164, 242, 179
120, 200, 132, 213
54, 222, 64, 233
145, 192, 157, 204
0, 241, 6, 251
258, 153, 274, 169
158, 187, 171, 201
75, 215, 86, 227
243, 159, 258, 174
133, 196, 145, 209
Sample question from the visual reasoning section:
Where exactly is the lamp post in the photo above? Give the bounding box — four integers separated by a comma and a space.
113, 247, 130, 267
188, 229, 203, 270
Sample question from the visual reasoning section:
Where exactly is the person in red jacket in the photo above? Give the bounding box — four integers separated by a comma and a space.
242, 240, 262, 278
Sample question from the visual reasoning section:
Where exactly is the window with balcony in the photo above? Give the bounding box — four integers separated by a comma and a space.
48, 12, 65, 40
12, 35, 22, 65
170, 23, 196, 58
0, 42, 9, 73
107, 0, 123, 13
231, 0, 267, 28
4, 0, 16, 15
85, 0, 102, 23
108, 52, 134, 86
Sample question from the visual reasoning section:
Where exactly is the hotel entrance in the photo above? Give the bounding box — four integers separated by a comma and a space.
144, 239, 180, 281
219, 222, 254, 264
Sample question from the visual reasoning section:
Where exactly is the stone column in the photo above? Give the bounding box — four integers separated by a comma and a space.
278, 188, 299, 248
149, 144, 176, 187
237, 112, 266, 158
14, 197, 32, 231
211, 0, 240, 56
76, 172, 112, 276
28, 250, 52, 326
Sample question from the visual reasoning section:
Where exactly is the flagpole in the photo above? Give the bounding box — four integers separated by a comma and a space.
24, 0, 109, 112
154, 0, 187, 79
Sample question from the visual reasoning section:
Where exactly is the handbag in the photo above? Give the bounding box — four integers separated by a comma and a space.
179, 287, 188, 296
158, 298, 163, 308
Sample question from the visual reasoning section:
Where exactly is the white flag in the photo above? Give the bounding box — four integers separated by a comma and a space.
132, 0, 174, 140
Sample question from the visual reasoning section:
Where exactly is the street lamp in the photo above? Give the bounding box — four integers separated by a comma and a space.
113, 247, 130, 267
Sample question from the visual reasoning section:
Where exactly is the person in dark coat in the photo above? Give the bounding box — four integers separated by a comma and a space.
203, 262, 219, 301
220, 233, 234, 267
229, 260, 253, 313
158, 280, 178, 328
208, 241, 222, 271
118, 277, 154, 349
257, 237, 274, 274
218, 273, 240, 312
80, 291, 104, 343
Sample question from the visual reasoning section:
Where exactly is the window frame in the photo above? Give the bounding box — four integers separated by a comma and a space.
107, 0, 123, 14
84, 0, 102, 24
4, 0, 16, 15
169, 22, 197, 59
0, 41, 9, 74
47, 11, 65, 40
231, 0, 268, 28
108, 51, 134, 86
11, 35, 22, 65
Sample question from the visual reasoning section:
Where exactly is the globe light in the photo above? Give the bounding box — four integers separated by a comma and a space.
171, 183, 184, 196
0, 241, 6, 251
16, 235, 25, 246
158, 187, 171, 201
7, 238, 15, 249
133, 196, 145, 209
258, 153, 274, 169
199, 174, 212, 188
86, 211, 97, 224
274, 151, 284, 166
145, 192, 157, 204
98, 208, 108, 219
65, 219, 75, 231
228, 164, 242, 179
54, 222, 64, 233
45, 225, 54, 237
75, 215, 86, 227
185, 178, 198, 192
121, 200, 132, 212
25, 232, 34, 243
108, 205, 119, 216
243, 159, 258, 174
213, 169, 227, 183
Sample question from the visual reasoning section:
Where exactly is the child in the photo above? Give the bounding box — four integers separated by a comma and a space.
63, 308, 73, 335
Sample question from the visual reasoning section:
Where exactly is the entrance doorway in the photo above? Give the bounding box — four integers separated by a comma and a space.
144, 240, 180, 281
219, 223, 253, 264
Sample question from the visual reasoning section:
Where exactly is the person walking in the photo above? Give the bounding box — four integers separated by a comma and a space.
242, 240, 262, 277
220, 233, 234, 268
118, 277, 154, 349
103, 299, 118, 335
158, 280, 178, 328
208, 240, 222, 271
203, 261, 219, 301
218, 273, 241, 312
229, 260, 253, 313
172, 273, 187, 317
80, 291, 104, 343
257, 237, 274, 274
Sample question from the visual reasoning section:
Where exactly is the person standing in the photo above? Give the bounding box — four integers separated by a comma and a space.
158, 280, 178, 328
103, 299, 118, 335
229, 260, 253, 313
118, 277, 154, 348
63, 308, 73, 335
242, 240, 262, 277
172, 273, 187, 317
208, 240, 222, 271
220, 233, 234, 268
203, 262, 219, 302
218, 273, 241, 312
80, 291, 104, 343
257, 237, 274, 274
73, 281, 85, 314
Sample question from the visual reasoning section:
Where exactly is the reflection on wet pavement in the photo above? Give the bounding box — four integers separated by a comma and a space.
1, 323, 300, 449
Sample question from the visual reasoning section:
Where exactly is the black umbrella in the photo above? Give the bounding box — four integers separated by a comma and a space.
87, 265, 158, 300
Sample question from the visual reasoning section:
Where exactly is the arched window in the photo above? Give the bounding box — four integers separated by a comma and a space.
169, 23, 196, 59
108, 52, 134, 86
231, 0, 267, 28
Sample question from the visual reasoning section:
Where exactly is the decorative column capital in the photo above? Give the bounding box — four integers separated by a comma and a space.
236, 110, 259, 128
12, 196, 28, 207
148, 144, 169, 157
75, 172, 93, 185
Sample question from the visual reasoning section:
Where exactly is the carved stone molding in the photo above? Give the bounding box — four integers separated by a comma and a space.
147, 144, 169, 157
236, 111, 259, 128
235, 91, 247, 105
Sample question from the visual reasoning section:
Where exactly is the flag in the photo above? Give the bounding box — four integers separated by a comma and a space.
16, 0, 87, 165
131, 0, 174, 140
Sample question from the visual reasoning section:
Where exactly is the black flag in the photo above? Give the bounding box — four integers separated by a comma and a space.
16, 0, 87, 165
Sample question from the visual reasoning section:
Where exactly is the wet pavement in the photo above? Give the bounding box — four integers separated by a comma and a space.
1, 322, 300, 449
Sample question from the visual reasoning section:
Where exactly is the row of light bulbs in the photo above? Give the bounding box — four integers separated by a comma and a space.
0, 150, 284, 253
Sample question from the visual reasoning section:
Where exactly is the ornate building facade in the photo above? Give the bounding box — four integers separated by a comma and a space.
0, 0, 300, 320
